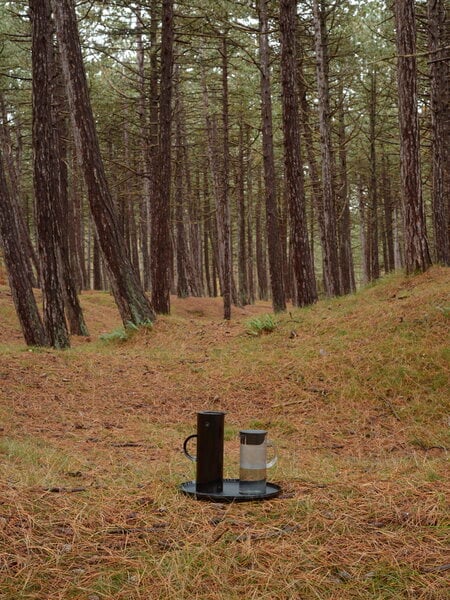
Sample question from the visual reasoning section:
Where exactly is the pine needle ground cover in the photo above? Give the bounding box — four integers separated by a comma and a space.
0, 267, 448, 599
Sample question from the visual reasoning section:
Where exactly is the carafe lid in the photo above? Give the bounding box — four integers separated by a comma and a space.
240, 430, 267, 444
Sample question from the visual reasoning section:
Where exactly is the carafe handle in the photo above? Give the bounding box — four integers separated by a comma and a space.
183, 434, 197, 461
266, 441, 278, 469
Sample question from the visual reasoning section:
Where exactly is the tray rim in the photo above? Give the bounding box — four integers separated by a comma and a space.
179, 478, 282, 502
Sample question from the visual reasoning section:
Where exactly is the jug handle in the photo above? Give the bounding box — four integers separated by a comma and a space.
266, 442, 278, 469
183, 434, 197, 461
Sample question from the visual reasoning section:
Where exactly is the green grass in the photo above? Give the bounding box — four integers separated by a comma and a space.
246, 313, 278, 336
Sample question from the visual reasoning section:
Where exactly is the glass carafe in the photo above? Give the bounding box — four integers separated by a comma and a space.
239, 430, 277, 495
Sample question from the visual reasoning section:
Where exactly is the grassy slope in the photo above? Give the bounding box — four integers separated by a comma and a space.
0, 266, 448, 599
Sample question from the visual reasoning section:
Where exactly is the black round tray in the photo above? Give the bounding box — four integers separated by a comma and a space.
179, 478, 281, 502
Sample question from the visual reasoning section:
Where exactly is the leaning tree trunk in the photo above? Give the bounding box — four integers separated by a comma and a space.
31, 0, 70, 349
258, 0, 286, 313
0, 147, 48, 347
394, 0, 432, 274
51, 0, 156, 326
0, 91, 39, 287
280, 0, 317, 307
427, 0, 449, 265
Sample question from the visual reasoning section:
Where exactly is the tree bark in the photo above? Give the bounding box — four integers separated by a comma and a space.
54, 53, 89, 336
336, 84, 355, 293
312, 0, 341, 296
0, 92, 39, 287
394, 0, 432, 274
219, 36, 232, 319
258, 0, 286, 312
381, 152, 395, 272
367, 70, 380, 281
427, 0, 450, 265
51, 0, 156, 325
237, 121, 249, 306
0, 147, 48, 346
280, 0, 317, 307
31, 0, 70, 349
151, 0, 174, 314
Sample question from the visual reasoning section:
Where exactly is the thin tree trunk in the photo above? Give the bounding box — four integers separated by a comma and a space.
174, 75, 189, 299
54, 53, 89, 336
51, 0, 156, 325
219, 35, 232, 319
358, 177, 369, 286
336, 84, 355, 293
237, 121, 249, 305
246, 124, 255, 304
368, 70, 380, 281
381, 152, 395, 272
258, 0, 286, 312
255, 163, 269, 300
312, 0, 341, 296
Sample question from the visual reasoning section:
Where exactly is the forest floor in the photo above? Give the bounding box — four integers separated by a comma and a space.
0, 266, 448, 599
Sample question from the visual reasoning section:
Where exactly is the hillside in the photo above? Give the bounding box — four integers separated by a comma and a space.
0, 267, 448, 599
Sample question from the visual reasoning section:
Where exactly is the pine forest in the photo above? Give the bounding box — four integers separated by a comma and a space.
0, 0, 448, 346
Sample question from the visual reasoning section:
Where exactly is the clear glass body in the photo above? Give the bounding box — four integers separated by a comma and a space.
239, 430, 277, 495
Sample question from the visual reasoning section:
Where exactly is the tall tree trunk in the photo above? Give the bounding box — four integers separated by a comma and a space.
151, 0, 174, 314
174, 75, 189, 299
312, 0, 341, 296
219, 35, 232, 319
336, 84, 355, 293
381, 151, 395, 272
255, 163, 269, 300
0, 147, 48, 346
237, 121, 249, 306
51, 0, 155, 325
135, 5, 151, 290
358, 177, 369, 286
258, 0, 286, 312
54, 54, 89, 336
367, 70, 380, 281
31, 0, 70, 349
280, 0, 317, 307
394, 0, 432, 274
246, 124, 255, 304
427, 0, 449, 265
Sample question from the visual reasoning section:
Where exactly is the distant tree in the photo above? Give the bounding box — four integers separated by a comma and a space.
394, 0, 432, 274
311, 0, 341, 296
51, 0, 156, 325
